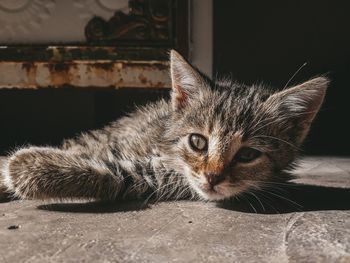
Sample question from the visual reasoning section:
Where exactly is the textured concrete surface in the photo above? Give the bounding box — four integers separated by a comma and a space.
1, 157, 350, 263
291, 156, 350, 188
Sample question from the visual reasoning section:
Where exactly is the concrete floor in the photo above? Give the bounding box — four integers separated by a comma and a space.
1, 157, 350, 263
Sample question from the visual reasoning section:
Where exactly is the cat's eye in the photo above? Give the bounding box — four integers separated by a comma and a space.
189, 133, 208, 152
235, 147, 262, 163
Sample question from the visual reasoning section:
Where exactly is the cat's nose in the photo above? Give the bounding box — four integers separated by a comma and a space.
205, 172, 225, 187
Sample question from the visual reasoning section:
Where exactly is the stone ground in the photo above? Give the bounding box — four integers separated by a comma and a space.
1, 157, 350, 263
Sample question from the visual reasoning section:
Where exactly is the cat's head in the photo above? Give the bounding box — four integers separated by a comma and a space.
166, 50, 328, 201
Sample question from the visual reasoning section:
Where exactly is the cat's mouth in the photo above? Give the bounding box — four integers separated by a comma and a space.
199, 182, 245, 201
200, 183, 230, 200
187, 173, 243, 200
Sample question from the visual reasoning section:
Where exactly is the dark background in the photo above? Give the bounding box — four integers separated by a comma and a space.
0, 0, 349, 156
0, 89, 168, 155
214, 0, 350, 155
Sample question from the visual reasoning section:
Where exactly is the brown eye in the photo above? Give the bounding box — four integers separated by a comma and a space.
189, 134, 208, 152
235, 147, 262, 163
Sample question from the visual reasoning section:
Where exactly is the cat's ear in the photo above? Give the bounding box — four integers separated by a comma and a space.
170, 50, 207, 110
266, 77, 329, 144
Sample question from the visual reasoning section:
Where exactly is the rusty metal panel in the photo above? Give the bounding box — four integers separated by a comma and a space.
0, 0, 189, 90
0, 60, 171, 89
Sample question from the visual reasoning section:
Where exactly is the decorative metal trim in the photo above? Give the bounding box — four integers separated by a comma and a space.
85, 0, 173, 45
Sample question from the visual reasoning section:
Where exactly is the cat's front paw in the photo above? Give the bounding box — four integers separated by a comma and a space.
6, 147, 54, 199
0, 160, 11, 200
0, 156, 13, 199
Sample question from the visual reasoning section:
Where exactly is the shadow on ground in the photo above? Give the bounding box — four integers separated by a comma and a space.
37, 201, 150, 213
33, 183, 350, 215
218, 184, 350, 214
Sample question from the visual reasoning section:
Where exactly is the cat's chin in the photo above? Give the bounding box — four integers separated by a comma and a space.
185, 172, 243, 201
196, 181, 251, 201
197, 185, 238, 201
202, 189, 228, 201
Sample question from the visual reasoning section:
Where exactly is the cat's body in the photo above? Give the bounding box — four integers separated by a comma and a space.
1, 99, 192, 201
0, 50, 328, 203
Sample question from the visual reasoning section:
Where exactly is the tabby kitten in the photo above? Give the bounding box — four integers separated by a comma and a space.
0, 50, 328, 202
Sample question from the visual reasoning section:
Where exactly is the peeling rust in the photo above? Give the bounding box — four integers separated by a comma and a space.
155, 81, 166, 88
0, 60, 171, 89
0, 46, 169, 62
138, 73, 148, 84
129, 62, 169, 71
21, 62, 35, 72
21, 62, 38, 85
90, 62, 115, 71
46, 63, 71, 72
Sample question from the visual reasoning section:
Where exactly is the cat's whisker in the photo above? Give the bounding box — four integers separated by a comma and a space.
283, 62, 308, 90
155, 177, 187, 202
249, 113, 271, 132
237, 181, 302, 212
254, 193, 280, 214
242, 180, 293, 196
143, 179, 180, 204
175, 185, 191, 201
246, 191, 265, 212
256, 187, 302, 209
240, 193, 258, 213
260, 181, 296, 187
156, 182, 177, 203
250, 110, 319, 135
241, 180, 296, 187
245, 184, 285, 214
250, 110, 309, 132
127, 179, 148, 193
251, 135, 300, 150
233, 195, 240, 203
264, 185, 290, 195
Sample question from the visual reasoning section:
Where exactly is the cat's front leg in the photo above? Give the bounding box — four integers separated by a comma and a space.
2, 147, 192, 202
3, 147, 123, 200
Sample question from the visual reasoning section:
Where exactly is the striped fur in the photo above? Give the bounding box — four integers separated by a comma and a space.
0, 50, 328, 202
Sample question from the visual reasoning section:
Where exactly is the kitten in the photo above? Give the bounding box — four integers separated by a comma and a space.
0, 50, 328, 202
